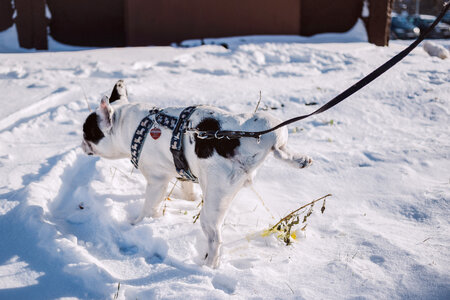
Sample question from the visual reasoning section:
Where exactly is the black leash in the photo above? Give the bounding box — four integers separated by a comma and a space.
191, 1, 450, 140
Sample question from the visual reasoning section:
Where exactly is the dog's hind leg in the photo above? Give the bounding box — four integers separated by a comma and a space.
131, 175, 170, 225
199, 171, 246, 268
273, 145, 312, 169
200, 192, 232, 268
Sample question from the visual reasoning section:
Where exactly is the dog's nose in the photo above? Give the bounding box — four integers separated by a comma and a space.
81, 140, 94, 156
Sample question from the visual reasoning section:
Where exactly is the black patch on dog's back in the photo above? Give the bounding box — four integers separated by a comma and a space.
83, 113, 104, 144
195, 118, 240, 159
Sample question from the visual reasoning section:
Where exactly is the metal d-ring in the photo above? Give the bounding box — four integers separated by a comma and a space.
215, 131, 224, 139
196, 131, 208, 139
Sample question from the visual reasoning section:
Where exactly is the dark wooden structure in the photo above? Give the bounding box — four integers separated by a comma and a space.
0, 0, 14, 32
10, 0, 48, 50
0, 0, 394, 50
300, 0, 363, 36
125, 0, 301, 46
47, 0, 125, 47
364, 0, 394, 46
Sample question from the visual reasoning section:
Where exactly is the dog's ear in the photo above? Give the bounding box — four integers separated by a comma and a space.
109, 79, 128, 103
98, 96, 114, 132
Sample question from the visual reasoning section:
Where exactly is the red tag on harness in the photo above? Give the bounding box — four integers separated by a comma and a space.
150, 128, 161, 140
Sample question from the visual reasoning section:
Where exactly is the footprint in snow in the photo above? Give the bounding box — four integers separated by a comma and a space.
229, 258, 256, 270
145, 253, 165, 264
212, 273, 237, 295
119, 245, 139, 256
370, 255, 385, 265
363, 151, 384, 162
358, 163, 371, 168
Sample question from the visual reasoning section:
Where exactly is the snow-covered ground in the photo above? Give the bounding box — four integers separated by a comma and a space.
0, 22, 449, 299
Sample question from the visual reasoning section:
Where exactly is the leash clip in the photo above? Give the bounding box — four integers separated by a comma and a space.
195, 130, 209, 139
215, 131, 224, 139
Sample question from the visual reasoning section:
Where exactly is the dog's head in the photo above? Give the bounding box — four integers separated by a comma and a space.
81, 80, 128, 158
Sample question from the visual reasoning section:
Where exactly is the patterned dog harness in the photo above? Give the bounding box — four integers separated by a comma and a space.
130, 106, 198, 182
130, 108, 159, 169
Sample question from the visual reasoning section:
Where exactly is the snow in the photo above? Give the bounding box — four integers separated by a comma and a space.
0, 21, 449, 299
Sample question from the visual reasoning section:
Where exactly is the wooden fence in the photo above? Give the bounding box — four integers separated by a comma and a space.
1, 0, 393, 50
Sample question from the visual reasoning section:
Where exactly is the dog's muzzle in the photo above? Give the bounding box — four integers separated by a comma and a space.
81, 140, 94, 156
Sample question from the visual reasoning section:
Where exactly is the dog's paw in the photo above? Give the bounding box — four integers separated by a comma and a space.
304, 157, 313, 168
151, 210, 163, 218
294, 155, 313, 168
204, 252, 220, 269
131, 210, 162, 225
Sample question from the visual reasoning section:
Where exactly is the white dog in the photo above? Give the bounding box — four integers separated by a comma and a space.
81, 80, 312, 268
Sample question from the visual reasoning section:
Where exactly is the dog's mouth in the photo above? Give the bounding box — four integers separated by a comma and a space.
81, 140, 95, 156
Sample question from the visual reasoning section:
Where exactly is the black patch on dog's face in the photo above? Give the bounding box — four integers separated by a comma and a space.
83, 113, 105, 144
195, 118, 240, 159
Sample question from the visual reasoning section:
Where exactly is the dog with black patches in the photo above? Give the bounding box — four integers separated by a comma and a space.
81, 80, 312, 268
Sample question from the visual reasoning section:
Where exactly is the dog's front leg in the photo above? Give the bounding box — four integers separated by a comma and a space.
131, 176, 169, 225
180, 181, 198, 201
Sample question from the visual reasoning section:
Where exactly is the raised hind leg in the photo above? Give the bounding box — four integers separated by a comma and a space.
273, 145, 312, 169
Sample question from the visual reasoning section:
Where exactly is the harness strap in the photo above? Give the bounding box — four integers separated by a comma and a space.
155, 112, 178, 130
170, 106, 198, 182
130, 106, 199, 182
130, 108, 160, 168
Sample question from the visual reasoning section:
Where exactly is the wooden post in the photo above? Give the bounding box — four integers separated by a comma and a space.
366, 0, 394, 46
15, 0, 48, 50
0, 0, 14, 32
